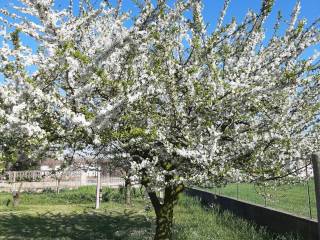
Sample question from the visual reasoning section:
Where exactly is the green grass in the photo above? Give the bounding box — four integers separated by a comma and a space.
0, 186, 144, 207
173, 196, 299, 240
0, 186, 97, 207
0, 187, 299, 240
205, 181, 317, 219
0, 200, 153, 239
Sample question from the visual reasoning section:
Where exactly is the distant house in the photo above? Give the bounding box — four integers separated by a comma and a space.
39, 158, 103, 177
40, 159, 61, 171
38, 157, 123, 179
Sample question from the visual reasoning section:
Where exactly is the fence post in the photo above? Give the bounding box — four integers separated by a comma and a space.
236, 183, 239, 200
311, 152, 320, 240
305, 160, 312, 218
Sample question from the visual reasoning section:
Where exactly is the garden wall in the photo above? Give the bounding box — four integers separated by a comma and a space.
185, 188, 318, 240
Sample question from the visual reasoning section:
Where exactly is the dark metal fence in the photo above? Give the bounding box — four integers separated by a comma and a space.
185, 188, 318, 240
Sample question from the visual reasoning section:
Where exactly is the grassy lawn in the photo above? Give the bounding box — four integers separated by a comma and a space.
0, 187, 299, 240
205, 181, 317, 219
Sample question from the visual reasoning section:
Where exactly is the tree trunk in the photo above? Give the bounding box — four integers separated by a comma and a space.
154, 201, 174, 240
12, 192, 20, 207
148, 184, 184, 240
125, 178, 131, 205
13, 182, 23, 207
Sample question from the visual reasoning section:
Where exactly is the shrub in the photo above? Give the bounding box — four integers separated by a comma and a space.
102, 188, 123, 202
131, 186, 145, 199
42, 188, 56, 194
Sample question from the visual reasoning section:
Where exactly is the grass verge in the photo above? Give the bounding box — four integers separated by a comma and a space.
0, 187, 300, 240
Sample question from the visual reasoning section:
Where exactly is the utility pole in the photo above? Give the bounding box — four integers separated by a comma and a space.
95, 165, 101, 209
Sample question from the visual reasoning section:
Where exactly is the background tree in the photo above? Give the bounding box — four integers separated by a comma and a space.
0, 0, 167, 215
0, 0, 154, 163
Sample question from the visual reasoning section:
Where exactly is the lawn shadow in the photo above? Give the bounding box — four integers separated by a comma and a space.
0, 209, 154, 240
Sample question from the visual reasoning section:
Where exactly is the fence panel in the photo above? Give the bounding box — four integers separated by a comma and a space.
185, 188, 318, 240
0, 170, 124, 192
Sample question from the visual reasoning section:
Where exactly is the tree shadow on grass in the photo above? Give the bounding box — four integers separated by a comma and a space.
0, 209, 154, 240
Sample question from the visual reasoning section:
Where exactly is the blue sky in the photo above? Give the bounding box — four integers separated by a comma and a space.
1, 0, 318, 24
0, 0, 319, 83
0, 0, 319, 34
203, 0, 319, 25
0, 0, 319, 48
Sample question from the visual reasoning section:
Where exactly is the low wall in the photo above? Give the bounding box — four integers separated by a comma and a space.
185, 188, 318, 240
0, 177, 125, 192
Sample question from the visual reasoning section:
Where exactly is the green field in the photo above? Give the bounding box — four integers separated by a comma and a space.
0, 187, 299, 240
205, 181, 317, 219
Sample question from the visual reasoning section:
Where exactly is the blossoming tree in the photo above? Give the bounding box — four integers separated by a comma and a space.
0, 0, 319, 240
96, 1, 319, 239
0, 0, 154, 163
